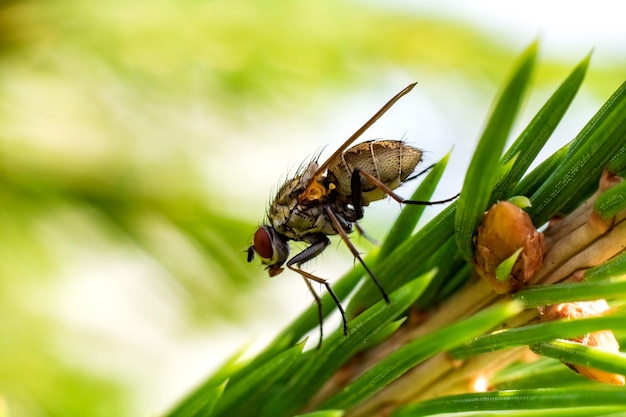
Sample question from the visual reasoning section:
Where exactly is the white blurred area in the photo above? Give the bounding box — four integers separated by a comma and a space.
29, 2, 626, 415
379, 0, 626, 61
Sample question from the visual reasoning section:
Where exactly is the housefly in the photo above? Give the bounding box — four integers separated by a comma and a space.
247, 83, 457, 347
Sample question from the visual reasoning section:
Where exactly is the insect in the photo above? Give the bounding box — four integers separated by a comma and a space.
247, 83, 457, 347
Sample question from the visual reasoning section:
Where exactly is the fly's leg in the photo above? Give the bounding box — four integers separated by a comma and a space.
404, 163, 435, 182
351, 170, 366, 220
343, 178, 378, 244
354, 223, 379, 245
299, 273, 323, 347
286, 236, 348, 349
350, 172, 378, 245
349, 172, 379, 245
289, 267, 348, 348
323, 205, 390, 304
356, 169, 460, 206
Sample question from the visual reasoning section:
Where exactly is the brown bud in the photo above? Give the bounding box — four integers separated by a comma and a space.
540, 300, 624, 385
474, 201, 545, 293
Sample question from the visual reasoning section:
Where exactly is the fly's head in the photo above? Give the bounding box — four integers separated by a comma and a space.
247, 225, 290, 277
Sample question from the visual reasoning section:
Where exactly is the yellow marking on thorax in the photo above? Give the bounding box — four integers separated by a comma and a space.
299, 181, 334, 204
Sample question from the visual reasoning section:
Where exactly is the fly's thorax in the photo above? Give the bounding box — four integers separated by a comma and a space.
327, 140, 422, 204
268, 195, 355, 242
273, 177, 302, 207
272, 161, 320, 205
269, 177, 299, 222
271, 201, 337, 240
268, 160, 347, 241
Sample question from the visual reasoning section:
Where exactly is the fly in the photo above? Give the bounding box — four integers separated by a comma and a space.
247, 83, 457, 347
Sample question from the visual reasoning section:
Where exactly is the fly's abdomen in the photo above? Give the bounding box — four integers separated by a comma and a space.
327, 140, 422, 204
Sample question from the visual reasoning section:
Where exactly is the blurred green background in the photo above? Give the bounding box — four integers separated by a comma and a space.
0, 1, 624, 416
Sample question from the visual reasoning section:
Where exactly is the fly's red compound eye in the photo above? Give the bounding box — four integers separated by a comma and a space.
253, 227, 274, 260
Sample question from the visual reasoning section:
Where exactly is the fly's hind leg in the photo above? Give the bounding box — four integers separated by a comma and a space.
286, 236, 348, 349
355, 169, 459, 206
404, 163, 435, 182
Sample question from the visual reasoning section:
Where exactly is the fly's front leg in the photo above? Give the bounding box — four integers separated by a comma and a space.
286, 236, 348, 348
